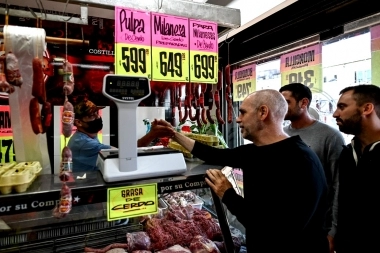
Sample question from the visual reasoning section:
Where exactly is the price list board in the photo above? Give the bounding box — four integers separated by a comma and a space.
151, 13, 189, 82
281, 44, 322, 91
114, 7, 152, 78
189, 19, 218, 83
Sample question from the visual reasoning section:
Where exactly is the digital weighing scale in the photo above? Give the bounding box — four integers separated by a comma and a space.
97, 74, 187, 182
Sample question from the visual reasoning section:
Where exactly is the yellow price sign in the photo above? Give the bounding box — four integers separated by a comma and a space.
115, 43, 151, 78
107, 183, 158, 221
190, 51, 218, 83
280, 44, 322, 90
151, 47, 189, 82
0, 106, 15, 164
281, 64, 322, 90
232, 64, 256, 102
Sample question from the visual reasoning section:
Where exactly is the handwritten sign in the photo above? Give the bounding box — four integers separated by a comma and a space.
115, 7, 152, 78
0, 106, 15, 164
107, 183, 158, 220
189, 19, 218, 83
232, 64, 256, 101
151, 13, 189, 82
281, 44, 322, 90
371, 25, 380, 86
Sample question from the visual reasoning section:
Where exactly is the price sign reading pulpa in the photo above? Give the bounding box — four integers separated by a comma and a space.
281, 44, 322, 90
0, 106, 15, 164
115, 7, 151, 78
232, 64, 256, 102
107, 183, 158, 221
189, 20, 218, 83
151, 13, 189, 82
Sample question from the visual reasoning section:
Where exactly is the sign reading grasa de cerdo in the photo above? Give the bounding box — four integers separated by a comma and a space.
107, 183, 158, 221
151, 12, 189, 82
189, 19, 218, 84
232, 64, 256, 102
114, 7, 152, 78
281, 44, 322, 90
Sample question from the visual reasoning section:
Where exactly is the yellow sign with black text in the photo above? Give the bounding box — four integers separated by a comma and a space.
190, 51, 218, 83
0, 106, 15, 164
232, 64, 256, 102
280, 44, 322, 90
107, 183, 158, 221
115, 43, 152, 79
151, 48, 189, 82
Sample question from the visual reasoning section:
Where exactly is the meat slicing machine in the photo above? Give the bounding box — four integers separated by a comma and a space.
97, 74, 186, 182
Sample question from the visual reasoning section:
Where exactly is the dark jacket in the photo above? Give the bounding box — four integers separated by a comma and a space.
335, 140, 380, 253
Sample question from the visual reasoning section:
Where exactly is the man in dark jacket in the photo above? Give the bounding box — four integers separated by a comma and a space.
158, 89, 329, 253
332, 84, 380, 253
333, 85, 380, 253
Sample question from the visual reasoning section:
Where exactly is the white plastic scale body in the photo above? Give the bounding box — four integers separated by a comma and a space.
97, 74, 186, 182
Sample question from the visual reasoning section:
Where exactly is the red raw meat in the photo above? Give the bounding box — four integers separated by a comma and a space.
126, 231, 151, 251
156, 245, 191, 253
189, 235, 221, 253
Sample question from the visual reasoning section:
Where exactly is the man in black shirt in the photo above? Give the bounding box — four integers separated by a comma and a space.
158, 89, 329, 253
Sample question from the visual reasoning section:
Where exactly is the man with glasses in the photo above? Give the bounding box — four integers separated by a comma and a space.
68, 99, 175, 172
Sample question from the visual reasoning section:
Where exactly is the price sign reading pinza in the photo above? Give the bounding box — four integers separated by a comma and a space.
189, 19, 218, 83
281, 44, 322, 90
151, 13, 189, 82
232, 64, 256, 102
107, 183, 158, 220
115, 7, 151, 78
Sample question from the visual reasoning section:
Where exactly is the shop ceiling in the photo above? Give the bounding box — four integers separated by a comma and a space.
218, 0, 380, 66
0, 0, 240, 31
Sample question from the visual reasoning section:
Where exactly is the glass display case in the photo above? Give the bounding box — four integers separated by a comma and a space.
0, 161, 245, 253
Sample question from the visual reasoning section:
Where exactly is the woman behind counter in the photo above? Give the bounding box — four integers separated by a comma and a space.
68, 99, 175, 172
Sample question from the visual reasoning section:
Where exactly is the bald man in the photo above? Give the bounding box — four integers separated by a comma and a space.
158, 89, 329, 253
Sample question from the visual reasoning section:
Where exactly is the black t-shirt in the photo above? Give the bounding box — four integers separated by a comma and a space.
192, 136, 329, 253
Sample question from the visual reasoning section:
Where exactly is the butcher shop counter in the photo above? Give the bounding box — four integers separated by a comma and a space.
0, 160, 240, 253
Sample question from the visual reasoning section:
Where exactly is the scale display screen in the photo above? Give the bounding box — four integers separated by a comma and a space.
103, 75, 150, 102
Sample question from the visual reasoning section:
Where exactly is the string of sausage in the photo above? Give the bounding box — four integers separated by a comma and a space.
205, 82, 215, 124
214, 70, 225, 125
225, 64, 233, 123
199, 83, 207, 124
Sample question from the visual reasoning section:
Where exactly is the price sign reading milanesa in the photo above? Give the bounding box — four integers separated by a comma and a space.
114, 7, 152, 78
151, 13, 189, 82
189, 19, 218, 83
280, 44, 322, 91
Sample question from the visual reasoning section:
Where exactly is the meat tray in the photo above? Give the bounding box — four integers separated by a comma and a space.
0, 161, 43, 194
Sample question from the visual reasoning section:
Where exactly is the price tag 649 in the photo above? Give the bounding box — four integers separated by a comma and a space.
115, 43, 151, 78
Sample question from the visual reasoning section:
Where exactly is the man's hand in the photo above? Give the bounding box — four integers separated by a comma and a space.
205, 169, 233, 199
150, 119, 176, 138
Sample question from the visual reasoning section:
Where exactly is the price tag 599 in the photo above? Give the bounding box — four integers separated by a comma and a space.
116, 44, 151, 78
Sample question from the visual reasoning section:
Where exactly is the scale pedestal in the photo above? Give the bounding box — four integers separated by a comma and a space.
98, 74, 187, 182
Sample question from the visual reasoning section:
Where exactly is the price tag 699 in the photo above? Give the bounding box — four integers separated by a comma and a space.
115, 43, 151, 79
190, 51, 218, 83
